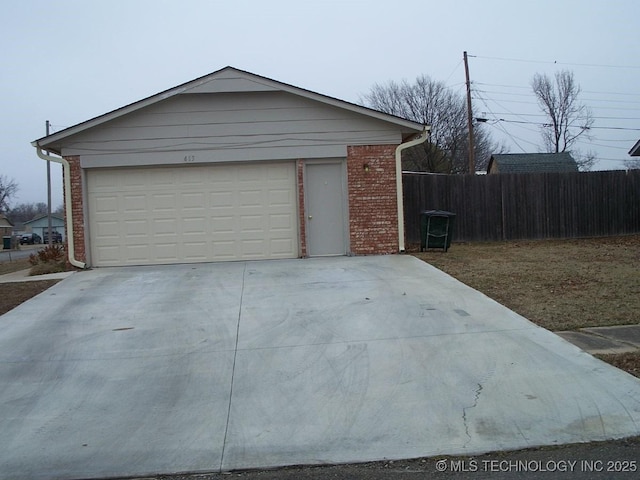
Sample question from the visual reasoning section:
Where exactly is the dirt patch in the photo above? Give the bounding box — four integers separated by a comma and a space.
0, 280, 61, 316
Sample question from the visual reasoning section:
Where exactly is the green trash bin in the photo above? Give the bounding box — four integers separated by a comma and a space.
3, 236, 11, 250
420, 210, 456, 252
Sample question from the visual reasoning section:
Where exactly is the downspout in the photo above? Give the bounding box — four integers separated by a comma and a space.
395, 126, 431, 252
34, 147, 86, 269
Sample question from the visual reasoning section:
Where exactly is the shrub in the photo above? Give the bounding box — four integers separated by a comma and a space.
28, 244, 67, 276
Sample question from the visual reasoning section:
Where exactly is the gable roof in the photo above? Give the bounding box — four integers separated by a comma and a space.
23, 214, 65, 225
0, 215, 14, 228
487, 153, 579, 174
629, 139, 640, 157
32, 66, 423, 154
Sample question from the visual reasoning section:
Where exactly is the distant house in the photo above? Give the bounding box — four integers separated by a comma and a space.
0, 215, 13, 238
23, 214, 65, 241
487, 153, 579, 174
629, 139, 640, 157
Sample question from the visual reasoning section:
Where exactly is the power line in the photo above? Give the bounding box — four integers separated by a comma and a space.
577, 141, 630, 150
587, 138, 638, 143
476, 81, 640, 98
469, 54, 640, 70
474, 88, 640, 107
443, 60, 463, 86
488, 112, 640, 121
473, 89, 534, 152
494, 118, 640, 132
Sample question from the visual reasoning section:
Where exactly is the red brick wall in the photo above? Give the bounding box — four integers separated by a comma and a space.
63, 156, 86, 263
297, 159, 307, 257
346, 145, 399, 254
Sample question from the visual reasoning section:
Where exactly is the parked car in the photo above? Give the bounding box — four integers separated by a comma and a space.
20, 233, 42, 245
42, 231, 63, 243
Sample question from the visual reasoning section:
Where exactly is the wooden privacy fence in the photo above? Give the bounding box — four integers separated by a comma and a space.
403, 170, 640, 243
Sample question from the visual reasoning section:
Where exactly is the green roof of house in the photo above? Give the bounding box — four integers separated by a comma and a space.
487, 153, 579, 174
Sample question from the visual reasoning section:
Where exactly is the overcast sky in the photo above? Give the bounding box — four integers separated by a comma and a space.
2, 0, 639, 208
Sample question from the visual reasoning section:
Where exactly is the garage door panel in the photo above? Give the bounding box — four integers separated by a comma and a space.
269, 189, 293, 206
95, 246, 121, 265
125, 244, 153, 263
181, 191, 206, 209
124, 219, 149, 237
270, 213, 294, 231
153, 242, 178, 261
271, 238, 295, 255
212, 240, 237, 259
153, 218, 178, 236
239, 190, 264, 207
151, 193, 177, 211
93, 196, 119, 214
182, 217, 207, 234
239, 215, 265, 233
210, 191, 234, 208
211, 216, 235, 233
240, 239, 266, 257
122, 194, 147, 212
88, 162, 298, 266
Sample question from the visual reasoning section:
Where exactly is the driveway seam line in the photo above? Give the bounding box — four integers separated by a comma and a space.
219, 262, 246, 471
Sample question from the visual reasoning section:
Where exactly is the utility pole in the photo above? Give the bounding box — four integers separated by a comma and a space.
463, 51, 475, 174
46, 120, 52, 246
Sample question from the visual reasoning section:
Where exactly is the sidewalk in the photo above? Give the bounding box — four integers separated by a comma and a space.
0, 268, 75, 284
556, 326, 640, 355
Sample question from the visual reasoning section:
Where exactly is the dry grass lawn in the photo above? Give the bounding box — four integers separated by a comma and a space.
0, 258, 30, 275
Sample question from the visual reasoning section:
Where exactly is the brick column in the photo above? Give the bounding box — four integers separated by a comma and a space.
63, 156, 87, 263
346, 145, 399, 254
297, 159, 307, 257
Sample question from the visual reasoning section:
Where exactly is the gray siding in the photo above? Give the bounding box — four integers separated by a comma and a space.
62, 92, 404, 168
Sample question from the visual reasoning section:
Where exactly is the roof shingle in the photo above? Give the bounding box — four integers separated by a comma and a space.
488, 153, 579, 174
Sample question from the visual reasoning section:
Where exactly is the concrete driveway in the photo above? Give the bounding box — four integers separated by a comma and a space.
1, 255, 639, 479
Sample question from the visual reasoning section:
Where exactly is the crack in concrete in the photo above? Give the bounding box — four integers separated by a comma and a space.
462, 382, 483, 446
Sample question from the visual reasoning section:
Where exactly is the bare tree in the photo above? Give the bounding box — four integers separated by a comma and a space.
624, 157, 640, 170
0, 175, 18, 214
531, 70, 594, 158
362, 75, 500, 173
7, 202, 48, 223
573, 149, 596, 172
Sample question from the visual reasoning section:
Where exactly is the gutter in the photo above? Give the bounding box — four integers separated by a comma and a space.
34, 146, 86, 269
395, 126, 431, 252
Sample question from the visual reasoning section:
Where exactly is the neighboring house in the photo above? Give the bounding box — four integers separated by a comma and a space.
0, 215, 14, 238
487, 153, 579, 174
32, 66, 425, 267
23, 214, 65, 241
629, 139, 640, 157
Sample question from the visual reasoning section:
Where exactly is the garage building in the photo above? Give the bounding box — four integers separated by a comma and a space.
33, 67, 425, 267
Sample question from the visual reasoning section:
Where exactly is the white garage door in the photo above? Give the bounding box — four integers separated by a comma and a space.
87, 162, 298, 266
